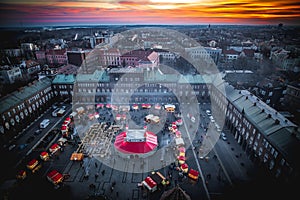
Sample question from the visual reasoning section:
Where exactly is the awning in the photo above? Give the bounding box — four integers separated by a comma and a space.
132, 104, 139, 110
27, 159, 38, 170
49, 143, 60, 153
47, 170, 63, 185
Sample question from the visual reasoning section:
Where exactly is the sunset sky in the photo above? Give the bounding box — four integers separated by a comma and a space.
0, 0, 300, 27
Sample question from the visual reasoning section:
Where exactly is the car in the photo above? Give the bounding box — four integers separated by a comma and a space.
221, 135, 227, 141
34, 129, 42, 135
8, 144, 16, 151
220, 132, 227, 141
206, 110, 211, 116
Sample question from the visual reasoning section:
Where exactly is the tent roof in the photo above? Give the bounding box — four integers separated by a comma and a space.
114, 131, 157, 154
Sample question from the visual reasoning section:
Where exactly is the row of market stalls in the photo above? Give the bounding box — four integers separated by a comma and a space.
16, 130, 69, 187
17, 146, 65, 186
171, 119, 200, 182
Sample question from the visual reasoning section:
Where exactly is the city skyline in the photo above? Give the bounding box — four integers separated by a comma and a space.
1, 0, 300, 27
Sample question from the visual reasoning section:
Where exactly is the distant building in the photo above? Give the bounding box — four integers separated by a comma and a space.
222, 49, 239, 61
0, 65, 22, 84
35, 50, 47, 64
185, 46, 222, 65
21, 60, 41, 76
56, 64, 78, 75
283, 84, 300, 123
3, 49, 23, 57
46, 49, 68, 65
67, 49, 90, 67
120, 49, 159, 68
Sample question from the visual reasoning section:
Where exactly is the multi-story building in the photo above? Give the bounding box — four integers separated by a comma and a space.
120, 50, 159, 68
185, 46, 222, 65
72, 67, 211, 105
283, 84, 300, 124
211, 83, 300, 184
52, 74, 75, 102
0, 77, 54, 145
46, 49, 68, 65
67, 49, 91, 67
0, 65, 22, 84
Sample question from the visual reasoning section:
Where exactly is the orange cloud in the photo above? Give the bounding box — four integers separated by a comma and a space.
0, 0, 299, 26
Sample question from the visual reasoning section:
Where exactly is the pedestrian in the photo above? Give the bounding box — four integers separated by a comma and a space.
95, 173, 99, 180
101, 170, 105, 175
95, 162, 98, 168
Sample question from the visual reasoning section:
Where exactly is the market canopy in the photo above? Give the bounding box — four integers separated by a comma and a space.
70, 153, 84, 161
114, 130, 157, 154
47, 170, 63, 185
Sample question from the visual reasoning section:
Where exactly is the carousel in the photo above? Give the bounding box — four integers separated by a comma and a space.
114, 128, 158, 158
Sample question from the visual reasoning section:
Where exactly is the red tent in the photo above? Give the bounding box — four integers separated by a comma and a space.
114, 131, 157, 154
47, 170, 63, 185
143, 176, 157, 192
188, 169, 199, 180
49, 143, 60, 153
96, 103, 104, 109
132, 104, 139, 110
40, 151, 49, 161
142, 103, 151, 109
27, 159, 38, 170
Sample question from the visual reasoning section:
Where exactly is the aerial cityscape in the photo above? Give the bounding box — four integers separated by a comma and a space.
0, 1, 300, 200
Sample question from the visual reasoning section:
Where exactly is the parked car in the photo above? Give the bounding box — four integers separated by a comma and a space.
34, 129, 42, 135
220, 132, 227, 141
206, 110, 211, 116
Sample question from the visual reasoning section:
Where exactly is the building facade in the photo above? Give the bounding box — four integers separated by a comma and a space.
211, 83, 300, 184
0, 77, 55, 146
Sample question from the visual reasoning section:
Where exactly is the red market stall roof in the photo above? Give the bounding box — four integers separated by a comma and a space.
178, 155, 185, 161
62, 121, 69, 126
65, 117, 71, 122
175, 131, 181, 137
178, 146, 186, 153
154, 104, 161, 110
27, 159, 38, 169
132, 104, 139, 110
142, 103, 151, 109
144, 176, 157, 188
49, 143, 60, 152
106, 104, 112, 108
181, 163, 188, 170
189, 169, 199, 177
176, 119, 183, 125
40, 151, 49, 157
16, 170, 26, 179
114, 130, 157, 154
111, 105, 119, 110
61, 125, 68, 131
96, 103, 104, 108
47, 170, 63, 185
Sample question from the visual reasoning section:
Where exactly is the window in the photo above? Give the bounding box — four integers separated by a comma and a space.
280, 158, 285, 166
